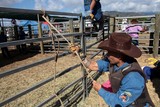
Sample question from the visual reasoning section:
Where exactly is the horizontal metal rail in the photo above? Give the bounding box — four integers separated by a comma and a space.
37, 71, 101, 107
63, 89, 83, 106
115, 15, 155, 19
0, 62, 81, 106
63, 72, 101, 107
0, 32, 83, 48
0, 52, 69, 78
0, 9, 106, 106
0, 47, 102, 106
115, 23, 155, 26
138, 46, 154, 48
36, 50, 102, 106
37, 76, 83, 107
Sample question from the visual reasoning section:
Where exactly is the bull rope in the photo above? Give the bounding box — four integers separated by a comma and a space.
41, 11, 64, 107
41, 10, 104, 106
42, 15, 94, 81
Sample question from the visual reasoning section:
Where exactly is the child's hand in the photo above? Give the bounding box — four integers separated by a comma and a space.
92, 80, 101, 91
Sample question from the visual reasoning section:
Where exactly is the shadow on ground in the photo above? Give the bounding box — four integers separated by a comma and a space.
0, 49, 38, 68
47, 72, 102, 107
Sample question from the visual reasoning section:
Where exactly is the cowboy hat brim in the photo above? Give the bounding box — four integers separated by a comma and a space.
98, 40, 142, 58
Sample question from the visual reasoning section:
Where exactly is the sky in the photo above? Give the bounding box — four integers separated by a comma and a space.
0, 0, 160, 15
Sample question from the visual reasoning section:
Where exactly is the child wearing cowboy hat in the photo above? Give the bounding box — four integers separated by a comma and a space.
84, 32, 154, 107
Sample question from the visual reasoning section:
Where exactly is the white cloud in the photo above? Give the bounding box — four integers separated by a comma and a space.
154, 0, 160, 2
1, 0, 160, 13
34, 0, 83, 13
100, 0, 160, 12
0, 0, 22, 6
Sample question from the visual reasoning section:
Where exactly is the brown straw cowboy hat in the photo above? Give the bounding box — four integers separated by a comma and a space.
98, 33, 142, 58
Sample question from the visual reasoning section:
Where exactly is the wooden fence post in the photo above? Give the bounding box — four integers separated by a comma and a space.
107, 16, 110, 36
69, 19, 74, 44
153, 14, 160, 58
113, 17, 116, 33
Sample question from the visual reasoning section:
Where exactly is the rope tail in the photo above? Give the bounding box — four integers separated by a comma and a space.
42, 11, 64, 107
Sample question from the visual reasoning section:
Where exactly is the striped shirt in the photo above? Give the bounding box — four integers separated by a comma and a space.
125, 25, 143, 38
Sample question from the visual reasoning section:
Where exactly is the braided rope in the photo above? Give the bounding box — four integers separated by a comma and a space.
42, 13, 64, 107
41, 11, 103, 106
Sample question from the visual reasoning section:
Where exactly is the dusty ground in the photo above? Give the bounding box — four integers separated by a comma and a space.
0, 51, 160, 107
0, 51, 83, 107
0, 36, 160, 107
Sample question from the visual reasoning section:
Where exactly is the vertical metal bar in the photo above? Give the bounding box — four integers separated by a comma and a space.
28, 24, 33, 46
37, 14, 44, 54
79, 14, 87, 100
13, 25, 20, 51
102, 17, 104, 41
149, 17, 155, 54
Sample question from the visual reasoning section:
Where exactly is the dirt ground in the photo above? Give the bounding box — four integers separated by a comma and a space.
0, 35, 160, 107
0, 51, 83, 107
0, 50, 160, 107
78, 55, 160, 107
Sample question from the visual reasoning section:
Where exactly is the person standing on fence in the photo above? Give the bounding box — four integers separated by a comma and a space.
88, 0, 104, 40
18, 26, 27, 54
125, 19, 146, 46
83, 33, 154, 107
0, 28, 10, 58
